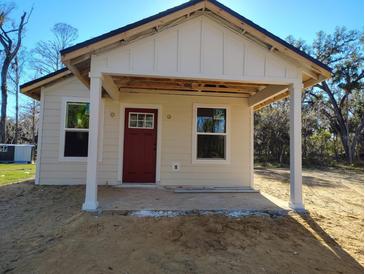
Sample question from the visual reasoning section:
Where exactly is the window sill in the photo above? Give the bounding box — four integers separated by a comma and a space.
59, 156, 88, 162
192, 159, 230, 165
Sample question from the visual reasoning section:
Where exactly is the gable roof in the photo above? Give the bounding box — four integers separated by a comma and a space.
60, 0, 331, 73
21, 0, 332, 99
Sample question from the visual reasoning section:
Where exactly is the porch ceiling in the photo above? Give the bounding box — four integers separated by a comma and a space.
108, 75, 267, 97
102, 74, 289, 111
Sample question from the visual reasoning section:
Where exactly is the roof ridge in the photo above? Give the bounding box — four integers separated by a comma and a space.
60, 0, 203, 55
60, 0, 331, 73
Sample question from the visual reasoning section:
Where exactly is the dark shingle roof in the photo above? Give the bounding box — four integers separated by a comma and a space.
20, 67, 69, 90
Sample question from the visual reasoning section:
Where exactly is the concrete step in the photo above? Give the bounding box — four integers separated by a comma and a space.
173, 187, 259, 193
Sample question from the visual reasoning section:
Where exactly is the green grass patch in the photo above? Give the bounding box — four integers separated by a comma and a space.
0, 164, 36, 186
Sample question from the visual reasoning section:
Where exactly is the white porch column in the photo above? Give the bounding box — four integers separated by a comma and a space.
249, 106, 254, 188
289, 83, 304, 211
82, 74, 102, 211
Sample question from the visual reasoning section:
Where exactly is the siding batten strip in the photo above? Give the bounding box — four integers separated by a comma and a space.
153, 38, 157, 72
176, 29, 180, 72
222, 31, 225, 75
242, 42, 246, 76
199, 17, 203, 74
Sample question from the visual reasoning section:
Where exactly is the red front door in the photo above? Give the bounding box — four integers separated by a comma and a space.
123, 108, 157, 183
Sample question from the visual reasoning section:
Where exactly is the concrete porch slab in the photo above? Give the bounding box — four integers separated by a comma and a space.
98, 187, 290, 214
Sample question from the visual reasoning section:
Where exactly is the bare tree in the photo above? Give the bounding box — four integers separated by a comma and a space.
0, 3, 31, 143
287, 27, 364, 164
21, 99, 39, 144
30, 23, 78, 76
4, 98, 39, 145
9, 50, 26, 143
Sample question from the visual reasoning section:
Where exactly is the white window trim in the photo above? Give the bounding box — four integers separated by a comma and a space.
59, 97, 90, 162
192, 103, 231, 164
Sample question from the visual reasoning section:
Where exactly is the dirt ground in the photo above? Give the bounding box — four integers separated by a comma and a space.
255, 166, 364, 266
0, 167, 363, 274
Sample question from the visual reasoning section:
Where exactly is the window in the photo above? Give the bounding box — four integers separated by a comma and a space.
63, 101, 90, 158
193, 106, 229, 162
128, 112, 154, 129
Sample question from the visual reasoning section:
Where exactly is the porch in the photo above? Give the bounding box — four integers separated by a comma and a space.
82, 73, 305, 212
98, 186, 289, 213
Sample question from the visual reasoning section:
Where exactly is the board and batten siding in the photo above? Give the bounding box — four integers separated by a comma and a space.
91, 15, 300, 84
38, 75, 252, 187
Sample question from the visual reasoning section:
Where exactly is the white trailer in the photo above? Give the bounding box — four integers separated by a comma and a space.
0, 144, 34, 163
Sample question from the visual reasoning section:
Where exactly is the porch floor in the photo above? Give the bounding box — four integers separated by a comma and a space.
98, 187, 289, 213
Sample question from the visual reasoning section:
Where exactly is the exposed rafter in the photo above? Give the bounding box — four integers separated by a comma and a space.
111, 75, 265, 95
102, 75, 120, 100
248, 85, 288, 107
254, 91, 290, 111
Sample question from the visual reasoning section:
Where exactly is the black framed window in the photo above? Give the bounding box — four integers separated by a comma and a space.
196, 108, 227, 160
64, 102, 89, 157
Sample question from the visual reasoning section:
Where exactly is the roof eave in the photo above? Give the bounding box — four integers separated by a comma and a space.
206, 0, 331, 75
60, 0, 331, 78
60, 0, 205, 61
20, 68, 72, 100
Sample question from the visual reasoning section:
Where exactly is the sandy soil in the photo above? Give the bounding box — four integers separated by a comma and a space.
255, 166, 364, 266
0, 167, 363, 274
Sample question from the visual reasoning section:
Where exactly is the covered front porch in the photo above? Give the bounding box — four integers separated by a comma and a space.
81, 72, 305, 212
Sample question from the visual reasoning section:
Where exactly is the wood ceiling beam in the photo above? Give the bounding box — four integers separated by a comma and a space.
119, 88, 250, 98
254, 91, 289, 111
68, 54, 91, 66
102, 75, 120, 100
64, 61, 90, 88
303, 76, 326, 89
112, 76, 265, 95
248, 85, 288, 107
116, 82, 257, 95
116, 82, 261, 91
118, 82, 193, 91
112, 76, 264, 88
302, 67, 320, 81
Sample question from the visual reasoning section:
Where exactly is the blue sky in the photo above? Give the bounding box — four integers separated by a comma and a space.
6, 0, 364, 117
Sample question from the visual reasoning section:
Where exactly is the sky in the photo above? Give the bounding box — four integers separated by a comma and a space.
5, 0, 364, 117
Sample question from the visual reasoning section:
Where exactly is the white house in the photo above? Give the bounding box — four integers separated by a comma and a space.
20, 0, 331, 211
